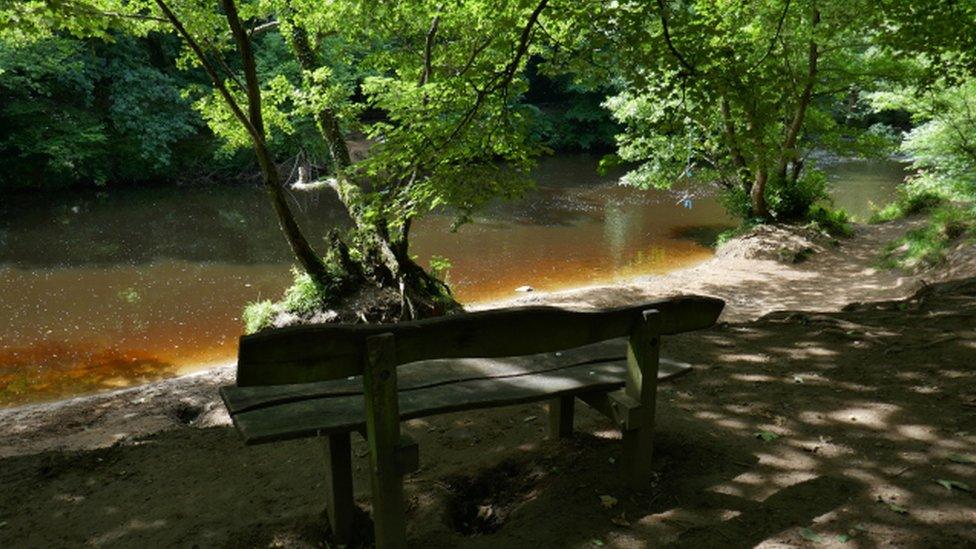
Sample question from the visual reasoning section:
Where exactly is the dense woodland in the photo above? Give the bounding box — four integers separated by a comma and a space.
2, 0, 976, 325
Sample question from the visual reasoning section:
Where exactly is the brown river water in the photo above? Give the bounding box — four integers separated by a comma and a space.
0, 155, 904, 406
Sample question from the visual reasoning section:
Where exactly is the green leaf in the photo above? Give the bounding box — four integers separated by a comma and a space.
948, 453, 975, 464
799, 528, 824, 543
837, 534, 852, 543
755, 430, 780, 442
887, 503, 909, 514
935, 479, 973, 492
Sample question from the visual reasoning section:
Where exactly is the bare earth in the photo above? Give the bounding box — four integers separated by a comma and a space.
1, 218, 975, 548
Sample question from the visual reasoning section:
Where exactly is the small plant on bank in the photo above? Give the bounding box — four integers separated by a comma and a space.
428, 255, 452, 284
242, 266, 348, 334
807, 205, 854, 238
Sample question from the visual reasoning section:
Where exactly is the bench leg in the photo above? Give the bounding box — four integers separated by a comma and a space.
363, 333, 407, 549
548, 395, 575, 439
621, 309, 661, 485
323, 432, 354, 544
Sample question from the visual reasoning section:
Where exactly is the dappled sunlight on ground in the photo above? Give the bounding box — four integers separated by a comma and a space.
0, 276, 974, 547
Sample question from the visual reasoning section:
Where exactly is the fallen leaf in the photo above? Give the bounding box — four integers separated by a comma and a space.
887, 503, 908, 514
590, 539, 605, 547
799, 527, 824, 543
948, 453, 975, 464
837, 534, 852, 543
600, 495, 618, 509
936, 479, 973, 492
608, 457, 616, 465
522, 415, 538, 423
611, 512, 631, 527
755, 430, 780, 442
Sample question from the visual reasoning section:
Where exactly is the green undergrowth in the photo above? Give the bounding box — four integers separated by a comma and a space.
242, 267, 345, 334
714, 204, 853, 248
880, 205, 976, 270
807, 205, 854, 238
869, 189, 945, 223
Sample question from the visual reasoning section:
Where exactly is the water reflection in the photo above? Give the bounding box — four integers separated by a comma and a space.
0, 155, 903, 405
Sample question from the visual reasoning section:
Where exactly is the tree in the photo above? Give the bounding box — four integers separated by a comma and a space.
12, 0, 555, 321
552, 0, 901, 221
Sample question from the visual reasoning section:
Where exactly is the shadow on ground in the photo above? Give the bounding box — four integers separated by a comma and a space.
1, 277, 975, 547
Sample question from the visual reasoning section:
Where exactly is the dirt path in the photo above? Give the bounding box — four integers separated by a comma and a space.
479, 219, 933, 321
1, 219, 974, 548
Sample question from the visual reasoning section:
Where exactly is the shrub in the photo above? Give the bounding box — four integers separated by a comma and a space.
869, 188, 944, 223
242, 300, 276, 334
768, 169, 830, 221
808, 205, 854, 237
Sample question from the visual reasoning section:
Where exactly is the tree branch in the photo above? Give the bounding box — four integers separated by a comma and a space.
153, 0, 259, 144
420, 15, 440, 86
656, 0, 697, 75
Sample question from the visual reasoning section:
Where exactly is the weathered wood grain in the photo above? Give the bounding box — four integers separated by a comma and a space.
226, 356, 692, 445
621, 309, 661, 484
236, 295, 723, 386
362, 334, 407, 548
322, 432, 354, 544
223, 339, 627, 414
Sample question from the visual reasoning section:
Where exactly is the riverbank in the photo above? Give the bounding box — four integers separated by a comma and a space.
1, 217, 974, 547
0, 216, 966, 458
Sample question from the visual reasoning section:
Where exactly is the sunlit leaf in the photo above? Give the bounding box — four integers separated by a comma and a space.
936, 479, 973, 492
799, 528, 824, 543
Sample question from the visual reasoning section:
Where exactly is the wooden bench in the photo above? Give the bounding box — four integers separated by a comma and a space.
220, 295, 724, 548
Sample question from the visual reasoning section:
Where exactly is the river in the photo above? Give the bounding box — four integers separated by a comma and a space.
0, 155, 904, 406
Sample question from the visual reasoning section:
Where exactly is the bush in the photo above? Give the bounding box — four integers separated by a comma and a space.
869, 188, 944, 223
808, 205, 854, 237
242, 300, 276, 334
768, 169, 830, 221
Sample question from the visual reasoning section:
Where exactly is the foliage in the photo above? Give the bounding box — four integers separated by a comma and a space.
427, 255, 452, 283
242, 299, 275, 334
872, 77, 976, 202
807, 205, 853, 238
880, 205, 976, 270
0, 32, 212, 188
524, 71, 618, 151
869, 188, 944, 223
553, 0, 904, 221
241, 267, 342, 333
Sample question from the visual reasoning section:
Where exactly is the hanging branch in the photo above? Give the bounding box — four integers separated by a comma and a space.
655, 0, 697, 75
153, 0, 260, 144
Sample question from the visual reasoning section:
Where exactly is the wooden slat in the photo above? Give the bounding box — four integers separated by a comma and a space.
236, 295, 723, 386
223, 339, 627, 415
227, 356, 692, 445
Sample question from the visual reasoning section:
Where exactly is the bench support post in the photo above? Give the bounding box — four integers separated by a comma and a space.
322, 432, 355, 544
548, 395, 575, 439
621, 309, 661, 485
363, 333, 407, 548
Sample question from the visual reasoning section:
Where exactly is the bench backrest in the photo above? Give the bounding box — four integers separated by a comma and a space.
236, 295, 724, 387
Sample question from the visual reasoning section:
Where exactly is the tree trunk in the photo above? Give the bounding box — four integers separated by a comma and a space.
288, 20, 459, 318
289, 24, 352, 171
751, 168, 770, 219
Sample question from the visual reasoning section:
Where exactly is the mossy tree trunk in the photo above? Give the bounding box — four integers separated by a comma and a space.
289, 23, 460, 319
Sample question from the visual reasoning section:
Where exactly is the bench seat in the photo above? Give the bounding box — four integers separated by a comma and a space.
220, 338, 691, 445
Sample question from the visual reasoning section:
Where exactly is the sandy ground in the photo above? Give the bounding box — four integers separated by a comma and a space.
1, 217, 975, 547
